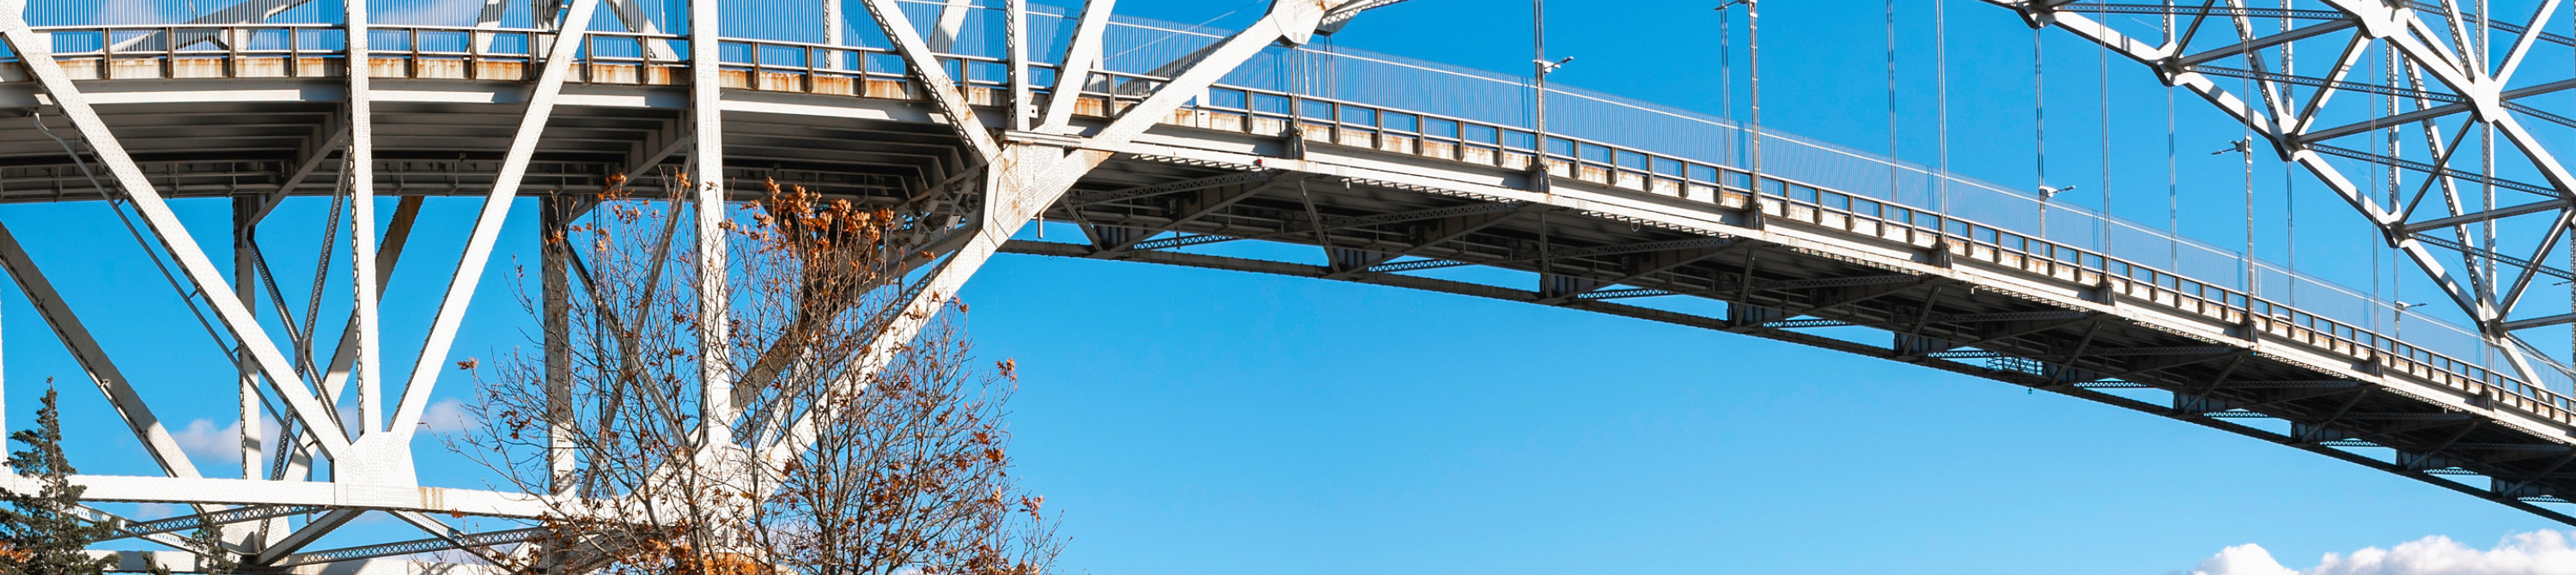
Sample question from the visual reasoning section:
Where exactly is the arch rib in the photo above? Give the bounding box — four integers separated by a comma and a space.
1996, 1, 2527, 380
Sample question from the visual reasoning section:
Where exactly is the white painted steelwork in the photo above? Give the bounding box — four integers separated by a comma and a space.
1989, 0, 2576, 390
0, 0, 2568, 572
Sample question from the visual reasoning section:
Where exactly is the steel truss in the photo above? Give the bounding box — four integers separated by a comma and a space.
0, 0, 1407, 572
1022, 150, 2576, 526
0, 0, 2567, 572
1988, 0, 2576, 390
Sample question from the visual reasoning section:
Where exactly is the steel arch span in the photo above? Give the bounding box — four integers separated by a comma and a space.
0, 0, 2565, 572
1989, 0, 2576, 401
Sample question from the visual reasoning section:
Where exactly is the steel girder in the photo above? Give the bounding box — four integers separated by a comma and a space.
0, 0, 2566, 570
1988, 0, 2576, 388
0, 0, 711, 567
1016, 152, 2576, 525
0, 1, 1404, 571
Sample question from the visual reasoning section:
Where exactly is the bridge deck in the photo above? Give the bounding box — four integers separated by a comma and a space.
3, 25, 2573, 523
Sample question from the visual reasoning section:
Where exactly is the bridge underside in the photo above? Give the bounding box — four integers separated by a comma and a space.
1, 69, 2571, 531
1018, 160, 2576, 525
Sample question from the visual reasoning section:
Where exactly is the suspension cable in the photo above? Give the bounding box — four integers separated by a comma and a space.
2100, 21, 2112, 251
2167, 0, 2179, 269
1936, 0, 1950, 213
2282, 0, 2296, 304
2372, 44, 2386, 332
2389, 43, 2403, 337
2482, 0, 2497, 371
2035, 27, 2049, 197
2384, 44, 2405, 341
2244, 74, 2256, 294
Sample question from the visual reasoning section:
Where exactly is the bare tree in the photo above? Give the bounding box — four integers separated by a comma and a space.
453, 175, 1057, 575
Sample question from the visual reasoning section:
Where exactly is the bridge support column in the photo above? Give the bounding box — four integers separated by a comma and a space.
542, 197, 577, 498
689, 0, 740, 445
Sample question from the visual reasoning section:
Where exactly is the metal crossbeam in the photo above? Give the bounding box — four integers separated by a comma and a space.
107, 505, 326, 542
9, 0, 2576, 562
996, 231, 2576, 524
1128, 200, 1522, 251
269, 526, 546, 567
1994, 0, 2576, 385
253, 509, 362, 566
1069, 172, 1277, 208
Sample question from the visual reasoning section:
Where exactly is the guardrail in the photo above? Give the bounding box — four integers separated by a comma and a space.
0, 23, 2562, 424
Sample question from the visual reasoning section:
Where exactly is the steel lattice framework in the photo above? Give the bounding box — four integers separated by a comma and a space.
0, 0, 2572, 572
1994, 0, 2576, 387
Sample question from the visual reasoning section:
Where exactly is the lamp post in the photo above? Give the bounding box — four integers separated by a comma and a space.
2394, 301, 2421, 342
1718, 0, 1759, 195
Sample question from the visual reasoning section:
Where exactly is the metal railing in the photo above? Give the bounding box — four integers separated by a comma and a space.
0, 22, 2561, 421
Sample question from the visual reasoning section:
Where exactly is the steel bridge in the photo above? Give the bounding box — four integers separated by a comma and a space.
0, 0, 2571, 572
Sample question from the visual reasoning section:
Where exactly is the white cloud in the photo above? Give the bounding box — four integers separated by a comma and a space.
169, 418, 262, 469
418, 398, 478, 434
134, 502, 183, 520
2192, 544, 2302, 575
2188, 531, 2576, 575
167, 400, 474, 471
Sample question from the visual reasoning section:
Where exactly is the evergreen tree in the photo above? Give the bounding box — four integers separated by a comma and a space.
0, 386, 119, 575
143, 523, 235, 575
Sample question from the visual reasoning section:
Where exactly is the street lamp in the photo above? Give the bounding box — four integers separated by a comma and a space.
2395, 301, 2423, 341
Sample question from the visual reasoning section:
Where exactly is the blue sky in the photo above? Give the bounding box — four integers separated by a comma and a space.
0, 0, 2567, 573
975, 1, 2568, 574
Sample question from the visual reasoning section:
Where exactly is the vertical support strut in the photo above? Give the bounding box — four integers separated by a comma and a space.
232, 199, 263, 484
231, 198, 289, 548
347, 0, 384, 439
825, 0, 843, 46
541, 197, 576, 496
690, 0, 738, 445
1009, 0, 1032, 131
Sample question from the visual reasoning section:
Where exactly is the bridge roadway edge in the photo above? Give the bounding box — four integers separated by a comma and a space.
1063, 130, 2576, 523
0, 53, 2567, 528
